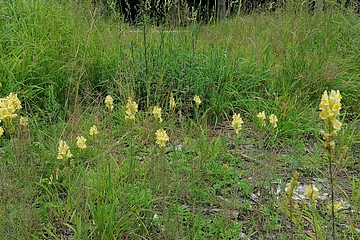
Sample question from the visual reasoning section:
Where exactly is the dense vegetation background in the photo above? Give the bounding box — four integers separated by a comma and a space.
1, 0, 359, 239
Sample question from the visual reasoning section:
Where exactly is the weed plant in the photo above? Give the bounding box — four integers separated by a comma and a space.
1, 0, 360, 239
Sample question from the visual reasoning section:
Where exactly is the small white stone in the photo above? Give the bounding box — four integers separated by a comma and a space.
239, 232, 247, 238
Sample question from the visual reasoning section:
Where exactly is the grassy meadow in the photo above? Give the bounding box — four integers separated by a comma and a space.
1, 0, 360, 239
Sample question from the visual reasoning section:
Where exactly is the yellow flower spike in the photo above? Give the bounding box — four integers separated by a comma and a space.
269, 114, 278, 129
57, 140, 72, 160
152, 106, 163, 123
193, 95, 201, 108
155, 129, 169, 148
7, 93, 22, 111
169, 92, 176, 111
20, 116, 28, 126
125, 96, 138, 121
319, 90, 342, 132
104, 95, 114, 112
231, 113, 243, 135
0, 127, 4, 137
257, 111, 266, 127
76, 136, 87, 150
0, 97, 17, 125
319, 90, 342, 119
89, 125, 99, 139
304, 185, 320, 201
327, 202, 343, 212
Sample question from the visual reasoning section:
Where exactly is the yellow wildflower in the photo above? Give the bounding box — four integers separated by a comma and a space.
104, 95, 114, 112
125, 96, 138, 121
231, 113, 244, 134
152, 106, 163, 122
0, 127, 4, 136
327, 202, 343, 212
89, 125, 99, 138
304, 185, 319, 201
193, 95, 201, 108
257, 111, 266, 127
169, 92, 176, 111
319, 90, 342, 119
155, 129, 169, 148
7, 93, 22, 111
76, 136, 87, 149
20, 116, 28, 126
0, 92, 22, 127
269, 114, 278, 129
319, 90, 342, 131
57, 140, 72, 160
0, 98, 17, 124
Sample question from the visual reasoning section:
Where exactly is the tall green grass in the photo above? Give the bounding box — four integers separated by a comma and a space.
1, 0, 360, 239
1, 0, 359, 126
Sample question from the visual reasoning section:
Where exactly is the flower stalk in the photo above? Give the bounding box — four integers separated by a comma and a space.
156, 129, 169, 195
285, 171, 299, 239
104, 95, 114, 112
304, 184, 321, 239
319, 90, 342, 239
125, 95, 138, 182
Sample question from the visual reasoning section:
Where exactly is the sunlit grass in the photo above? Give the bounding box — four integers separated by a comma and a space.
1, 0, 360, 239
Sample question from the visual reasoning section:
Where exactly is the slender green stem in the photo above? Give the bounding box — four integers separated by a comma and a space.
161, 147, 166, 197
232, 133, 240, 220
290, 195, 294, 239
195, 107, 199, 126
1, 165, 10, 239
129, 122, 134, 182
327, 123, 336, 240
310, 202, 318, 240
328, 146, 336, 239
143, 13, 148, 75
